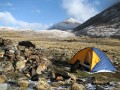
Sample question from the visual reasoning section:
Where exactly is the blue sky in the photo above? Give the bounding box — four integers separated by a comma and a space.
0, 0, 119, 30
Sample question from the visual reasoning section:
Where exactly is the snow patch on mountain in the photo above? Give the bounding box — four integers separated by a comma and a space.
38, 29, 75, 39
48, 18, 80, 30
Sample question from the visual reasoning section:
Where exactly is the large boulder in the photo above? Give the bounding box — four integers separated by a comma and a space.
18, 41, 36, 48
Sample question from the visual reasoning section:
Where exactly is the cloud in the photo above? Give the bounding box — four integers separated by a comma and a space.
62, 0, 120, 22
0, 2, 13, 6
0, 12, 49, 30
62, 0, 99, 22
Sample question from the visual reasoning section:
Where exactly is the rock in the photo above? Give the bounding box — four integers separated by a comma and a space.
4, 45, 14, 50
18, 80, 29, 88
51, 81, 65, 87
9, 50, 15, 54
33, 49, 40, 55
116, 82, 120, 89
3, 62, 14, 72
16, 60, 25, 70
30, 68, 37, 76
36, 79, 51, 90
18, 76, 29, 81
65, 78, 72, 84
17, 45, 25, 51
24, 48, 32, 56
18, 41, 36, 48
2, 39, 13, 46
69, 74, 77, 81
93, 80, 109, 85
31, 74, 39, 81
71, 83, 86, 90
49, 71, 56, 81
28, 55, 40, 63
17, 56, 25, 61
14, 50, 21, 56
54, 66, 77, 80
0, 50, 4, 58
0, 75, 7, 84
0, 83, 8, 90
36, 64, 47, 74
56, 76, 64, 81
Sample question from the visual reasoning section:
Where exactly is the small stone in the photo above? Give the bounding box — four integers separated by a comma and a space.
3, 62, 14, 72
16, 60, 25, 70
14, 50, 21, 56
18, 76, 29, 81
26, 74, 31, 78
18, 80, 29, 88
0, 50, 4, 58
4, 45, 14, 50
36, 64, 47, 74
69, 74, 77, 81
31, 74, 39, 81
51, 81, 65, 87
9, 50, 15, 54
49, 71, 55, 80
30, 68, 36, 76
71, 83, 86, 90
56, 76, 63, 81
0, 75, 7, 84
36, 80, 51, 90
17, 45, 25, 51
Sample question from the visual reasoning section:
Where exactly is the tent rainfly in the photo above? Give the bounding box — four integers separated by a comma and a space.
69, 47, 117, 72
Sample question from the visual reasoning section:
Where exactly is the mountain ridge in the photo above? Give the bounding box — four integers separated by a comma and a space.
74, 2, 120, 38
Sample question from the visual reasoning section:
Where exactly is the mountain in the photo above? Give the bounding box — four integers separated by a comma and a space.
74, 2, 120, 38
48, 18, 80, 30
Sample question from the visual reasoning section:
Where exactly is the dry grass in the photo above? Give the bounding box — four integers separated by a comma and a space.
0, 30, 120, 63
0, 30, 120, 83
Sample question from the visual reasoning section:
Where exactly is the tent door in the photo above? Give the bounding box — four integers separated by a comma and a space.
82, 50, 92, 69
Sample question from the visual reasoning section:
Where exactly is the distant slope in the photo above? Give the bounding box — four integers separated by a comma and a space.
74, 2, 120, 38
48, 18, 80, 30
37, 29, 75, 39
0, 27, 75, 39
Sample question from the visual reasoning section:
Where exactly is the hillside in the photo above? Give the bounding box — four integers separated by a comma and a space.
74, 2, 120, 38
0, 28, 75, 39
48, 18, 80, 30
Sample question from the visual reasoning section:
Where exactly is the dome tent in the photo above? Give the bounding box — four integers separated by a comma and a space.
69, 47, 117, 72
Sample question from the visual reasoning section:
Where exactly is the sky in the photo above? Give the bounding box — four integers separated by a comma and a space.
0, 0, 119, 30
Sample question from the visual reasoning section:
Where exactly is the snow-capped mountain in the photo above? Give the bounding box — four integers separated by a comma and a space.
74, 2, 120, 38
48, 18, 80, 30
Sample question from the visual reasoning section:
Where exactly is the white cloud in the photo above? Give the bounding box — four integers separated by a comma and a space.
0, 2, 13, 6
62, 0, 99, 22
0, 12, 16, 24
0, 12, 49, 30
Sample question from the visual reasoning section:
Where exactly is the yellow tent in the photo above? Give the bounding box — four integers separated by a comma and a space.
69, 47, 116, 72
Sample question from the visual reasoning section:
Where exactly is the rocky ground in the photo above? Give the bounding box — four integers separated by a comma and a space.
0, 37, 120, 90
